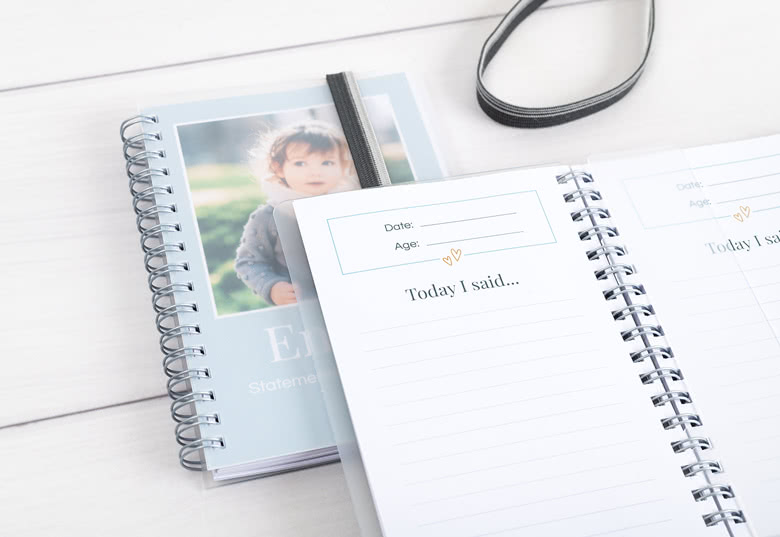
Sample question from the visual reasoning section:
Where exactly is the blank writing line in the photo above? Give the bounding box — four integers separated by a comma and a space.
721, 371, 780, 387
427, 230, 524, 247
702, 336, 778, 351
668, 262, 780, 284
402, 419, 629, 465
420, 479, 656, 526
691, 318, 779, 335
733, 392, 780, 406
711, 353, 780, 369
757, 204, 780, 214
389, 382, 615, 426
420, 212, 517, 227
396, 401, 621, 447
576, 520, 673, 537
361, 297, 574, 334
678, 286, 750, 300
716, 189, 780, 204
752, 453, 780, 463
740, 410, 780, 425
364, 314, 584, 353
690, 303, 764, 316
745, 432, 780, 444
370, 331, 591, 370
679, 280, 780, 300
412, 457, 650, 505
406, 437, 638, 485
386, 366, 608, 408
470, 499, 663, 537
709, 171, 780, 186
379, 348, 598, 389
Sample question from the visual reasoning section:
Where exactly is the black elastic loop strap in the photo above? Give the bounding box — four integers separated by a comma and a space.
477, 0, 655, 128
326, 72, 388, 188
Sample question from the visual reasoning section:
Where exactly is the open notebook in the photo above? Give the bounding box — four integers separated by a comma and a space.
288, 134, 780, 536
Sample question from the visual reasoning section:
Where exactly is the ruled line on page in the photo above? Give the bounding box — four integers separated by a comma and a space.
401, 419, 630, 465
701, 335, 779, 352
708, 171, 780, 187
738, 411, 780, 426
385, 365, 608, 407
419, 478, 656, 527
719, 371, 780, 387
667, 262, 780, 284
389, 383, 616, 427
361, 297, 575, 334
715, 189, 780, 204
744, 431, 780, 444
370, 331, 592, 370
681, 281, 780, 300
689, 302, 765, 317
690, 318, 779, 335
751, 453, 780, 463
710, 352, 780, 369
470, 499, 664, 537
412, 457, 651, 505
575, 520, 674, 537
427, 230, 525, 247
677, 286, 753, 300
395, 403, 625, 448
757, 204, 780, 214
378, 348, 599, 389
363, 313, 585, 352
732, 392, 780, 406
419, 212, 517, 227
406, 438, 640, 486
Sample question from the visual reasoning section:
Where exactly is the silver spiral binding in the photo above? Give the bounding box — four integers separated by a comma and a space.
558, 169, 747, 530
120, 116, 225, 470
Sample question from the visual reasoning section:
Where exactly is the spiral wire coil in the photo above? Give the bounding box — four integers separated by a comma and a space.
558, 169, 746, 530
120, 116, 225, 470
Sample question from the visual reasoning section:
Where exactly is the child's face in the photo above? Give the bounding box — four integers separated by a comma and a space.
278, 142, 347, 196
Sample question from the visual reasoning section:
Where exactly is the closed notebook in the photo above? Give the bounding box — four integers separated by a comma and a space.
288, 134, 780, 535
119, 73, 444, 480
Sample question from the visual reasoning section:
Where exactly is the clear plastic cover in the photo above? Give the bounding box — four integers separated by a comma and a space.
275, 200, 383, 536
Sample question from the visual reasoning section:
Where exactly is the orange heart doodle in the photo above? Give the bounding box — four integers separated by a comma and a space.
451, 248, 462, 262
442, 256, 453, 266
733, 212, 744, 222
740, 205, 751, 218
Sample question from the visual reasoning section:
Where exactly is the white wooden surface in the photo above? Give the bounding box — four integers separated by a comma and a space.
1, 1, 779, 535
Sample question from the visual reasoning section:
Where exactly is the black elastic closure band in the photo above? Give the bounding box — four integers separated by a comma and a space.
477, 0, 655, 128
326, 72, 391, 188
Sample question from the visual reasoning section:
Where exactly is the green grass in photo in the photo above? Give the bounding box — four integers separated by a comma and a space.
190, 164, 270, 315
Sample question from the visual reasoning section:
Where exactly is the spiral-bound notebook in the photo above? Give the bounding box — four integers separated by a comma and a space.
290, 134, 780, 535
119, 73, 444, 480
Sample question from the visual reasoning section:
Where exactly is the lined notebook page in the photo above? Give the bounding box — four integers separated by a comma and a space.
293, 168, 709, 537
591, 135, 780, 537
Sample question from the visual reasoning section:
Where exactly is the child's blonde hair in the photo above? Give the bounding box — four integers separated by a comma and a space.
249, 120, 352, 182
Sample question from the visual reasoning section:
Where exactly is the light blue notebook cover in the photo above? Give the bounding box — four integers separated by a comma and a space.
137, 74, 444, 477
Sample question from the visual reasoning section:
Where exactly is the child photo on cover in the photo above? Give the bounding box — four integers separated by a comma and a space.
177, 96, 415, 316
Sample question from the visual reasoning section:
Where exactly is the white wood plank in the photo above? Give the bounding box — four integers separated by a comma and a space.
2, 0, 779, 426
0, 398, 360, 536
0, 0, 600, 90
2, 0, 518, 89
